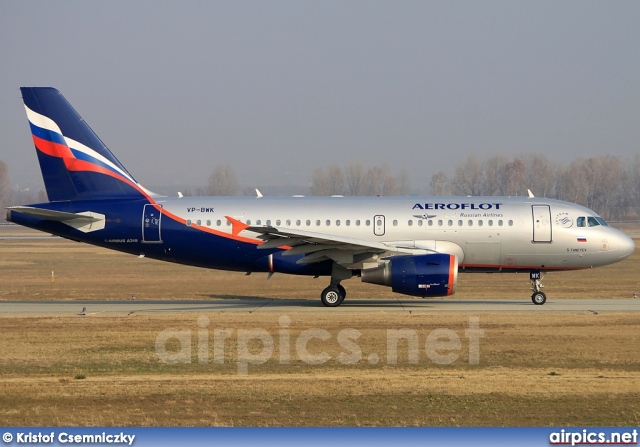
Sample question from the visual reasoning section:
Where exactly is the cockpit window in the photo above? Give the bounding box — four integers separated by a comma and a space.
577, 216, 607, 227
595, 217, 608, 226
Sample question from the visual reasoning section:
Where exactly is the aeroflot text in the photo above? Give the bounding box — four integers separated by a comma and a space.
412, 203, 502, 210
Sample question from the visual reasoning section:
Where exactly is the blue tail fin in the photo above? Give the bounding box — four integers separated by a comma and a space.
21, 87, 150, 202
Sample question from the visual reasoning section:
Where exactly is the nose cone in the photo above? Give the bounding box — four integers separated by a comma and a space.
617, 232, 636, 260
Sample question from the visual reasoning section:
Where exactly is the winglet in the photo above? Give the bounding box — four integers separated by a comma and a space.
527, 189, 535, 198
225, 215, 250, 236
256, 189, 263, 198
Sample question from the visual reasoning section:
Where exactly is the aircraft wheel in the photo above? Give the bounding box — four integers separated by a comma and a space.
531, 291, 547, 305
321, 286, 343, 307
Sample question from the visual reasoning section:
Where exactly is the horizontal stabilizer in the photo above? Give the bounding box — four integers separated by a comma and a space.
7, 206, 106, 233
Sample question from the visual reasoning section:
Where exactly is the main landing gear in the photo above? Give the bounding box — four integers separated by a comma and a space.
320, 263, 351, 307
321, 284, 346, 307
530, 271, 546, 305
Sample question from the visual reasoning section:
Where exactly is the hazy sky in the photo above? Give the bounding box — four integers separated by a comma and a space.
1, 1, 639, 193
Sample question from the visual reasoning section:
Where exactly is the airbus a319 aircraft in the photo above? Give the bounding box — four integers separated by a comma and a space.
7, 88, 635, 306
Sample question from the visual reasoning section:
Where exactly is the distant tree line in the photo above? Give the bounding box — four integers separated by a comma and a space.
306, 155, 640, 220
193, 155, 639, 219
202, 164, 239, 196
190, 162, 411, 197
179, 164, 240, 197
0, 159, 48, 221
3, 153, 638, 222
310, 163, 410, 196
429, 154, 640, 220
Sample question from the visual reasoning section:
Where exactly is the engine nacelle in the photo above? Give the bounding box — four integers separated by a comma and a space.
361, 253, 458, 297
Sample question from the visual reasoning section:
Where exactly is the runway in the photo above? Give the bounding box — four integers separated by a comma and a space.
1, 298, 638, 316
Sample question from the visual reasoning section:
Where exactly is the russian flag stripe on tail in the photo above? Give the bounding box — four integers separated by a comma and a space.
20, 87, 151, 202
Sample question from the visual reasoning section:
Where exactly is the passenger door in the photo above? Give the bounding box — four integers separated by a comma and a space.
531, 205, 552, 242
142, 204, 163, 243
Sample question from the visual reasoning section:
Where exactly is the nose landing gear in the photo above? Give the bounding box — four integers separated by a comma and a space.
530, 271, 546, 305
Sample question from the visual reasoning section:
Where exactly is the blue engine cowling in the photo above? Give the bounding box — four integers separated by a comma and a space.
361, 253, 458, 297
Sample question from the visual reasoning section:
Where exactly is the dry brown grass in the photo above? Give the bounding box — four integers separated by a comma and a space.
0, 313, 639, 426
1, 226, 639, 426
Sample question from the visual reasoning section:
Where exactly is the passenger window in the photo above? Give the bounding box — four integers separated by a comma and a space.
587, 217, 599, 227
448, 220, 453, 226
256, 219, 261, 225
393, 220, 398, 226
246, 220, 251, 226
498, 220, 503, 226
276, 220, 281, 226
428, 220, 433, 226
356, 220, 361, 226
478, 220, 483, 227
186, 220, 192, 226
366, 220, 371, 226
316, 220, 321, 226
468, 220, 473, 226
206, 220, 211, 226
196, 220, 201, 226
408, 220, 413, 226
336, 220, 341, 226
266, 220, 272, 226
418, 220, 423, 226
346, 220, 351, 226
508, 220, 513, 226
458, 220, 463, 226
306, 220, 311, 226
216, 219, 222, 226
488, 220, 493, 226
438, 220, 443, 226
326, 220, 331, 226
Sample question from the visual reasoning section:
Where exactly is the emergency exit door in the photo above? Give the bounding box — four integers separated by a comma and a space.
373, 215, 385, 236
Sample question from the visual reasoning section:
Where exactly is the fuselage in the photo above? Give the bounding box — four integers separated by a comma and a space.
9, 195, 635, 276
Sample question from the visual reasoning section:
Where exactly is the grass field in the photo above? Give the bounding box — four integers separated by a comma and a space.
0, 226, 639, 426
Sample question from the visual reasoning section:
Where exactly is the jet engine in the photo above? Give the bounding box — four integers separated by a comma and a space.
361, 253, 458, 297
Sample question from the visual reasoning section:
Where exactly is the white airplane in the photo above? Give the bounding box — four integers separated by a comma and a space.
7, 88, 636, 306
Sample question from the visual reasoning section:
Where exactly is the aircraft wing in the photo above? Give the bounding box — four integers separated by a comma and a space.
246, 224, 389, 265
